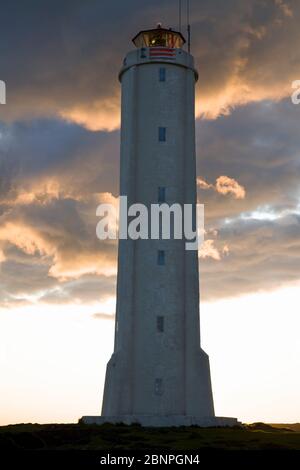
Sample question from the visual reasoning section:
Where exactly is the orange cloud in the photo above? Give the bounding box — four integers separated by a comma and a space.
223, 244, 230, 256
0, 219, 116, 279
199, 239, 230, 261
60, 96, 120, 132
199, 239, 221, 261
0, 222, 54, 257
0, 250, 6, 263
215, 176, 246, 199
198, 176, 246, 199
0, 190, 119, 281
196, 178, 213, 190
48, 251, 116, 280
275, 0, 293, 18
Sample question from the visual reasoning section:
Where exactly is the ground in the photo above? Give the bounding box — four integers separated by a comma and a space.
0, 422, 299, 451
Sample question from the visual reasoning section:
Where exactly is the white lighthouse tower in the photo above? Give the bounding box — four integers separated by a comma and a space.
82, 26, 238, 427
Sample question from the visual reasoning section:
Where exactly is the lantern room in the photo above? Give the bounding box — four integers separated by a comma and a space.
132, 25, 186, 49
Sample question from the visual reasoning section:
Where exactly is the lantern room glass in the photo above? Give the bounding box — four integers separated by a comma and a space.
133, 28, 185, 49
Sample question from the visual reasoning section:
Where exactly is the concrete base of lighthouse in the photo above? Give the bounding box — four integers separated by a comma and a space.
80, 415, 240, 427
80, 348, 240, 428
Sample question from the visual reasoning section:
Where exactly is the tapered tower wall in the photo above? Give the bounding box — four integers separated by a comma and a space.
101, 46, 215, 419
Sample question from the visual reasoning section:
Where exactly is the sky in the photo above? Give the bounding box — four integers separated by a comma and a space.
0, 0, 300, 425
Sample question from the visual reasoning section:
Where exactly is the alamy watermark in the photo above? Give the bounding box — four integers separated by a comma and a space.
0, 80, 6, 104
96, 196, 204, 251
291, 80, 300, 104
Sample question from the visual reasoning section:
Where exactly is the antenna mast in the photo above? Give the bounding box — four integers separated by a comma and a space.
178, 0, 182, 32
187, 0, 191, 53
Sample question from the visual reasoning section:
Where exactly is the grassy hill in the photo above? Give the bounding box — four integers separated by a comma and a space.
0, 422, 299, 451
271, 423, 300, 432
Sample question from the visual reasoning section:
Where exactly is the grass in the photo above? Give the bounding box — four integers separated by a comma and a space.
0, 422, 299, 451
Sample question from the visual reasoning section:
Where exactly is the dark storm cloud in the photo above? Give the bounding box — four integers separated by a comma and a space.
0, 118, 119, 308
0, 247, 54, 307
0, 0, 162, 129
197, 99, 300, 225
0, 119, 119, 198
0, 0, 300, 306
197, 98, 300, 299
0, 255, 116, 306
40, 274, 116, 304
0, 0, 299, 127
1, 103, 300, 305
0, 259, 54, 301
0, 189, 118, 306
0, 193, 118, 277
200, 213, 300, 300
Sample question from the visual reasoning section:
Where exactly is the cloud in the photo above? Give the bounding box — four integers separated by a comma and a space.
0, 2, 300, 307
0, 198, 118, 280
199, 237, 230, 261
0, 169, 119, 304
1, 98, 300, 305
0, 119, 120, 201
0, 1, 299, 129
193, 0, 299, 119
199, 239, 222, 260
275, 0, 293, 17
60, 98, 121, 132
40, 275, 116, 305
197, 178, 213, 190
196, 99, 300, 226
215, 176, 246, 199
92, 312, 115, 321
0, 250, 6, 263
201, 212, 300, 300
0, 118, 120, 307
197, 176, 246, 199
195, 98, 300, 299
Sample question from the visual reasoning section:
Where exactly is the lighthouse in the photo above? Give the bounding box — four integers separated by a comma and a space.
82, 26, 238, 427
